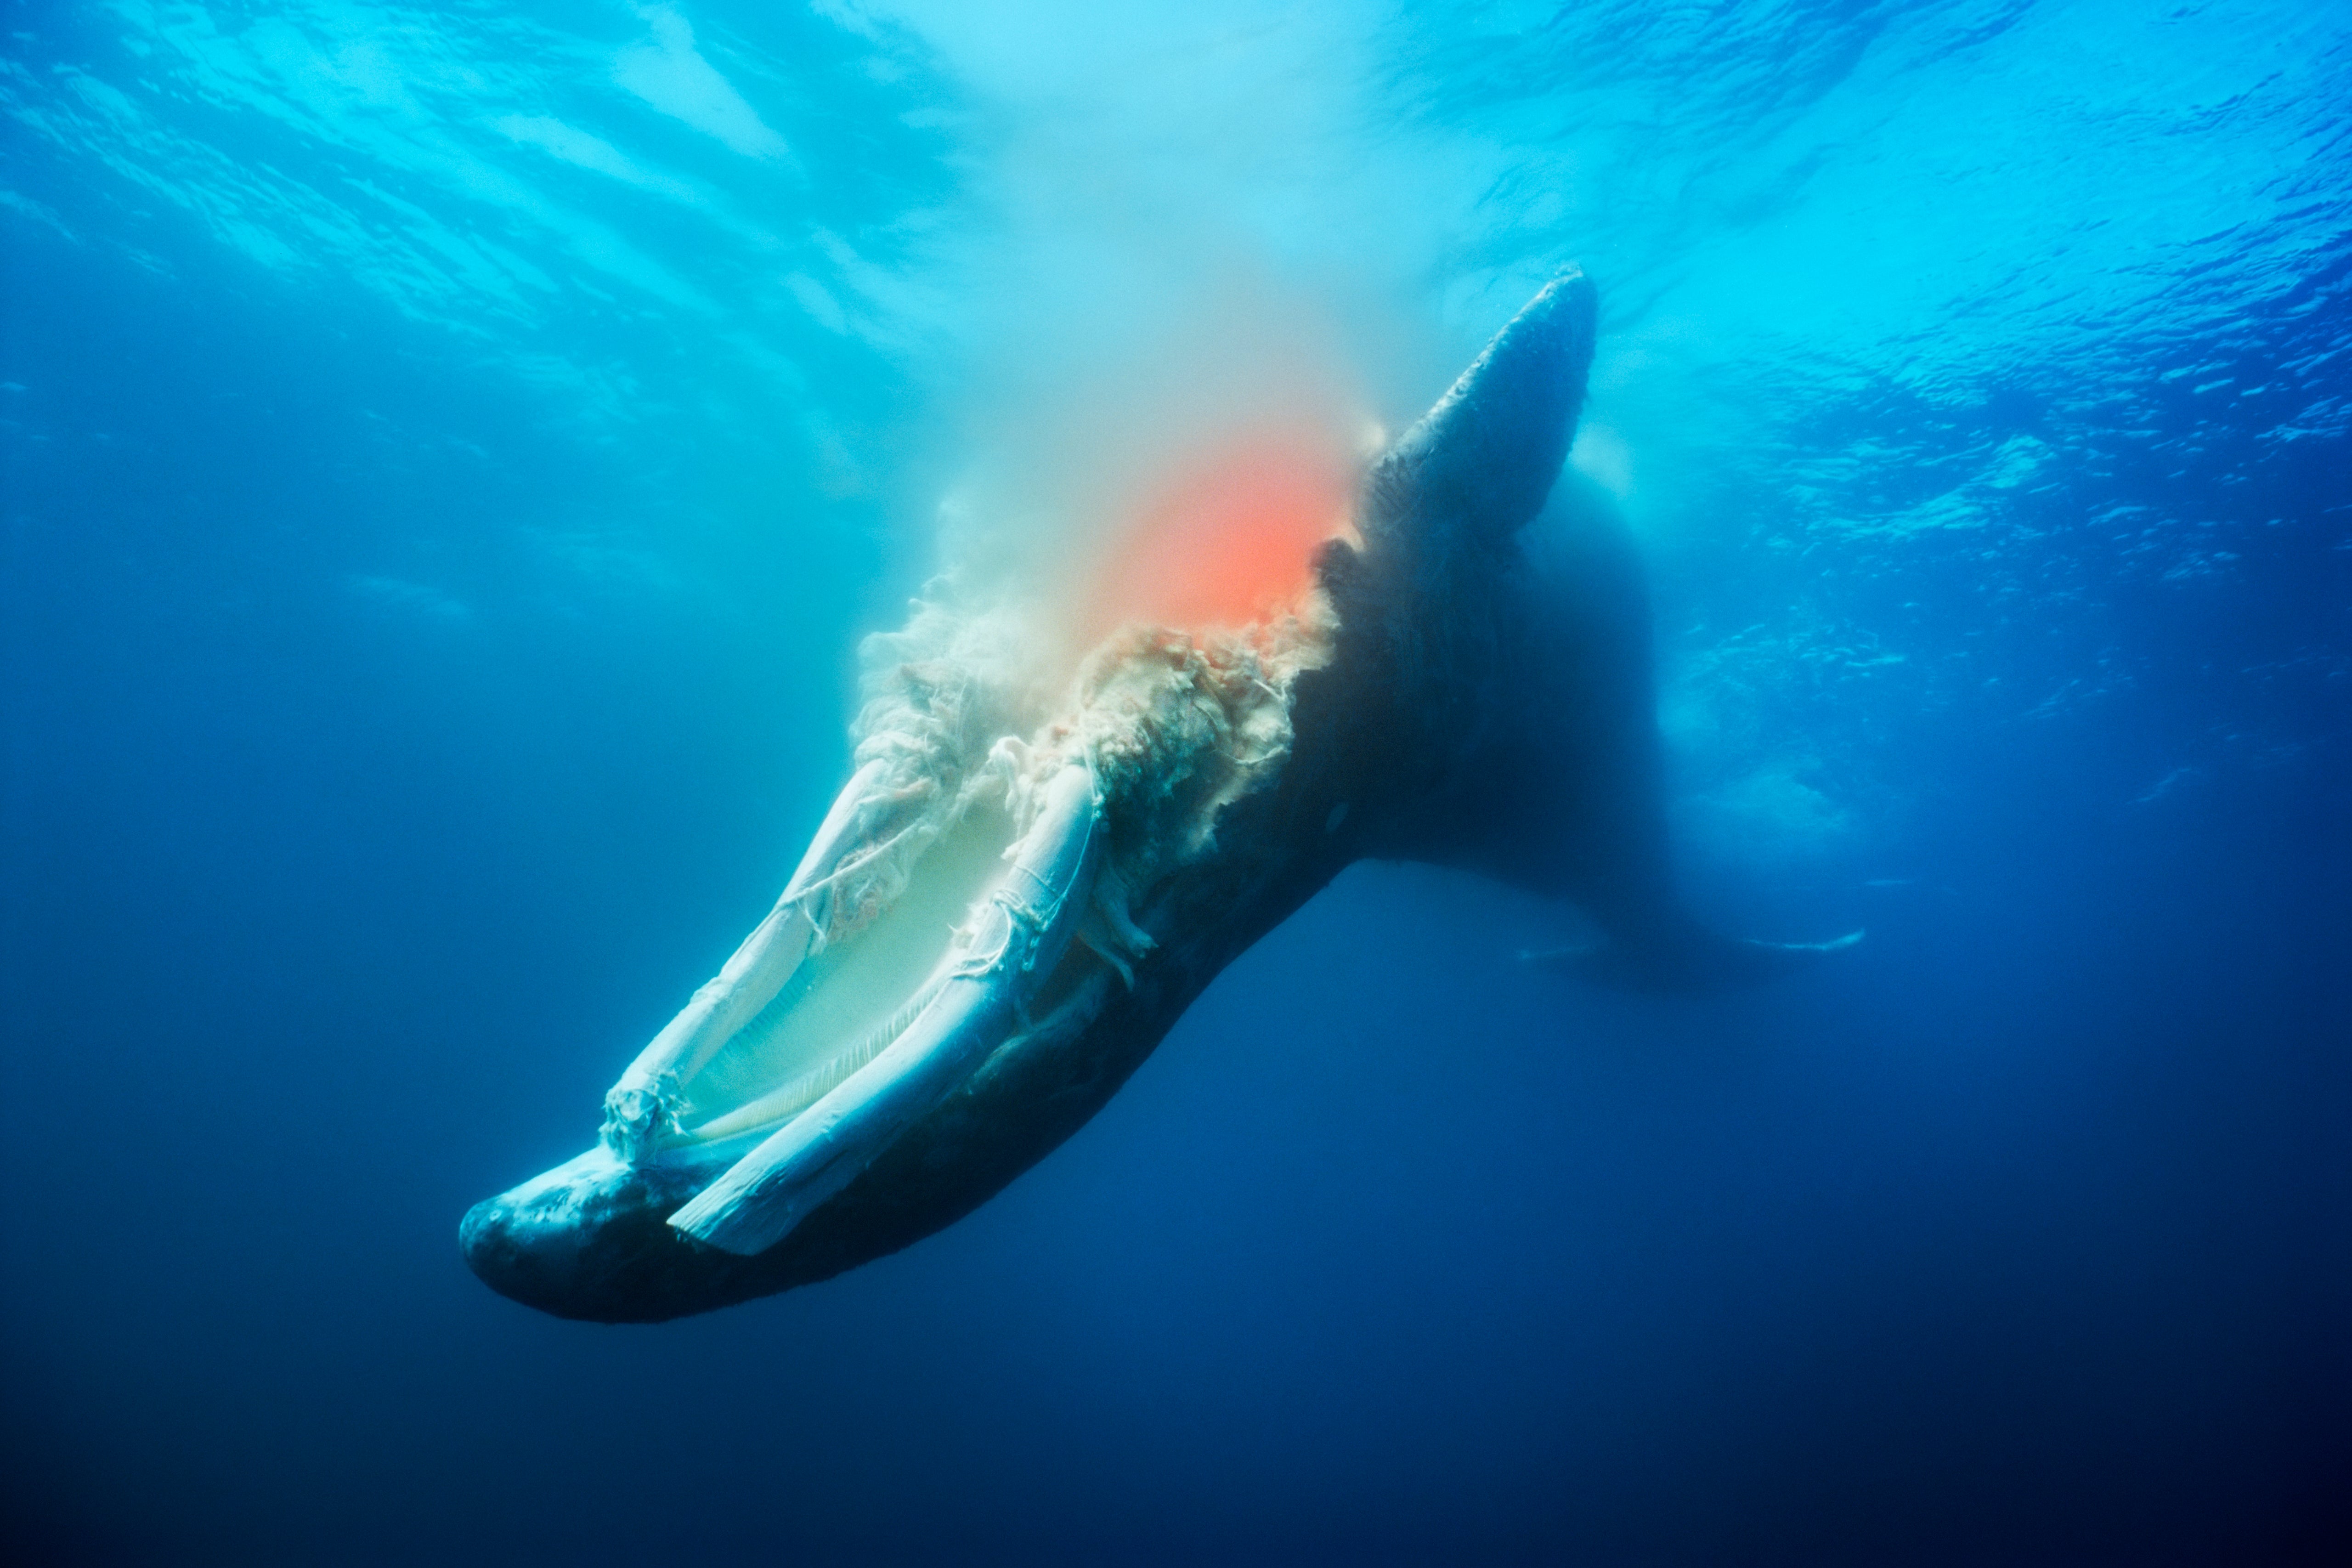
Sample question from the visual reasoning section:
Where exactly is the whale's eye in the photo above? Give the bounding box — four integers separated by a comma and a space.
1087, 436, 1353, 636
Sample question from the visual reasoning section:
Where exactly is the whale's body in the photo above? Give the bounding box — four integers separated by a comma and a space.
461, 272, 1850, 1322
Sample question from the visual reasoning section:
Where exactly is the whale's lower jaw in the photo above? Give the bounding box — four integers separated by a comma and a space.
461, 800, 1351, 1322
457, 1003, 1164, 1324
459, 942, 1274, 1324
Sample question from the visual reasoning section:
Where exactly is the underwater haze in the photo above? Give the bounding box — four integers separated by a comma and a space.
4, 0, 2348, 1561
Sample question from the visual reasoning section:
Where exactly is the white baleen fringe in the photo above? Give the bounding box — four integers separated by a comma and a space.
841, 579, 1337, 963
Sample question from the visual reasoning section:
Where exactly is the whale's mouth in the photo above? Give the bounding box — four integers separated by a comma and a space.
598, 751, 1109, 1257
480, 606, 1323, 1286
664, 788, 1023, 1148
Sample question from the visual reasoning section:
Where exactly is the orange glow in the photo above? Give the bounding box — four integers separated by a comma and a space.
1086, 436, 1355, 636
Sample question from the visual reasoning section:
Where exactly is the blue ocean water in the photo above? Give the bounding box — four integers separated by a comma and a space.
2, 0, 2346, 1560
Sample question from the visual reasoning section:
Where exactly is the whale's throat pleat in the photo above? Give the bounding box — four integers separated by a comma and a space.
673, 794, 1020, 1142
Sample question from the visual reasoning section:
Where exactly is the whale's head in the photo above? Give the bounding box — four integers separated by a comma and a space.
464, 270, 1821, 1322
458, 590, 1349, 1321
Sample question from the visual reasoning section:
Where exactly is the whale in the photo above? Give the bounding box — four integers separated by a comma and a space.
459, 269, 1856, 1322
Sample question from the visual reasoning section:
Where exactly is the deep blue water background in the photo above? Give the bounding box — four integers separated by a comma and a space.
4, 1, 2347, 1562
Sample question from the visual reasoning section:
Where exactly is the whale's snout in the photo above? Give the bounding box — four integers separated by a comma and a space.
458, 1150, 714, 1323
458, 1168, 596, 1320
458, 1189, 576, 1314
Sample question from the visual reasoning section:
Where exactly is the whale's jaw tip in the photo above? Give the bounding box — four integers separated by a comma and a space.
458, 1150, 713, 1323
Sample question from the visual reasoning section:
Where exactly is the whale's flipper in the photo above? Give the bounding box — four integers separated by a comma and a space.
1347, 293, 1859, 995
1523, 926, 1866, 996
1418, 475, 1866, 992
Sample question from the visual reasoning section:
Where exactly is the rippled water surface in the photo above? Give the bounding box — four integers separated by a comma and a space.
4, 2, 2346, 1561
